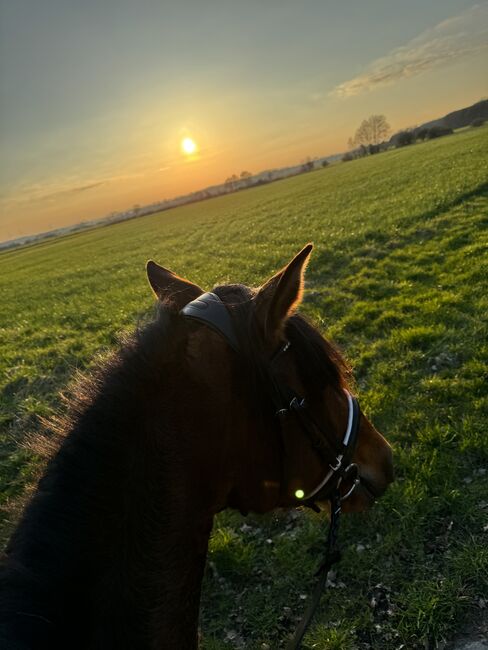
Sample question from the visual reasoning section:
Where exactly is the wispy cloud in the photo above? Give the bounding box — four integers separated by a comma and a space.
37, 181, 106, 201
0, 171, 149, 209
331, 4, 488, 98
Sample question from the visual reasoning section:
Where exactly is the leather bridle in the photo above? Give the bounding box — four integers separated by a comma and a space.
181, 291, 361, 508
181, 291, 364, 647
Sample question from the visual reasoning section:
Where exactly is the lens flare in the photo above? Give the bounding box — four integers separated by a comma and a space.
295, 489, 305, 499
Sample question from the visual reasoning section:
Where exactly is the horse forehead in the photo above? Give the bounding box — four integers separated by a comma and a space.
212, 283, 255, 304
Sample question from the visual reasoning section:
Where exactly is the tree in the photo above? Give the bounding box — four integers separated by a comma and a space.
395, 130, 415, 147
224, 174, 239, 191
425, 126, 453, 139
301, 156, 314, 172
351, 115, 391, 147
239, 171, 253, 187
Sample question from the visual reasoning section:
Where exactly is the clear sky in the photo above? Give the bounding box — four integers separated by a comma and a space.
0, 0, 487, 241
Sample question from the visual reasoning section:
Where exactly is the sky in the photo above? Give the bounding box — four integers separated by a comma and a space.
0, 0, 487, 242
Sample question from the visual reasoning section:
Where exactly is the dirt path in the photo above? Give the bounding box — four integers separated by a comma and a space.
448, 612, 488, 650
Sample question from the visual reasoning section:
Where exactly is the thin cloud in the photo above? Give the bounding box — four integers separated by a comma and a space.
38, 181, 106, 201
331, 4, 488, 98
0, 171, 149, 209
0, 181, 103, 207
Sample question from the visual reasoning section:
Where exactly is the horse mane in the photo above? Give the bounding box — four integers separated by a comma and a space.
28, 306, 180, 460
284, 315, 351, 390
211, 284, 351, 415
1, 306, 183, 638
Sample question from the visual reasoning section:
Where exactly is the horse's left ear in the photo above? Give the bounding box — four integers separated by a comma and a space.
146, 260, 203, 310
255, 243, 313, 339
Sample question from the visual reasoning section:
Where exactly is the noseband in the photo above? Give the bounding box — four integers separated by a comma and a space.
181, 292, 362, 647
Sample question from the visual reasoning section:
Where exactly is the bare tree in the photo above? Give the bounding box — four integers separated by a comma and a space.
351, 115, 391, 147
224, 174, 239, 190
301, 156, 314, 172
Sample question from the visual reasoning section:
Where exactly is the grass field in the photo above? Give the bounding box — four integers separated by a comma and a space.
1, 126, 487, 649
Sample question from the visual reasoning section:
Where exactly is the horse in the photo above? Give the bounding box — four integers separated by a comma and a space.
0, 244, 394, 649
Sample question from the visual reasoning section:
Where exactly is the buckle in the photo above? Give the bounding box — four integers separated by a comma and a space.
329, 454, 343, 472
289, 396, 306, 411
337, 463, 360, 502
340, 478, 360, 502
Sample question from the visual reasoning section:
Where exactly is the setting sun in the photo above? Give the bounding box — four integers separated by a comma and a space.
181, 137, 197, 155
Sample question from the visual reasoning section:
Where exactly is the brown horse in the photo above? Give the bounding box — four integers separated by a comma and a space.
0, 244, 393, 649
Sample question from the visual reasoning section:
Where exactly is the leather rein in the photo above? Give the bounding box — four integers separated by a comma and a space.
181, 292, 362, 648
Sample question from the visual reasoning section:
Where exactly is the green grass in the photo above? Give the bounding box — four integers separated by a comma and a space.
1, 126, 487, 649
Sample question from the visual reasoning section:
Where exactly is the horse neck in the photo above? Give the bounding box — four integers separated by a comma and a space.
2, 335, 219, 648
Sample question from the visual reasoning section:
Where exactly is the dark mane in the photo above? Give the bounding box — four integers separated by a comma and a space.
29, 306, 179, 459
1, 306, 184, 645
285, 315, 351, 390
211, 284, 351, 414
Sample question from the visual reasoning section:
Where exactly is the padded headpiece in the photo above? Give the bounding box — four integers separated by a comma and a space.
180, 292, 239, 352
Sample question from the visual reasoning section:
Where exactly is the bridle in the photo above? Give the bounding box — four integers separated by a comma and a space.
181, 292, 363, 647
266, 350, 361, 509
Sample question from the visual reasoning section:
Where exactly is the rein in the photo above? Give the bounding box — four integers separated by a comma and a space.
181, 292, 362, 648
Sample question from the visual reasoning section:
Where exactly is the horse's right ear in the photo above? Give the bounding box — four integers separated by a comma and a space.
254, 243, 313, 340
146, 260, 203, 310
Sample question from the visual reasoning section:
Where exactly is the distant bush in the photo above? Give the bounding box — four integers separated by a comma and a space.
301, 160, 314, 172
416, 128, 429, 141
367, 143, 381, 155
321, 159, 329, 168
396, 130, 415, 147
471, 118, 485, 127
342, 142, 388, 162
425, 126, 454, 139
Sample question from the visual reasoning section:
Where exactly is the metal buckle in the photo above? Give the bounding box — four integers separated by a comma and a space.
340, 478, 360, 502
337, 463, 360, 502
289, 396, 306, 411
329, 454, 343, 472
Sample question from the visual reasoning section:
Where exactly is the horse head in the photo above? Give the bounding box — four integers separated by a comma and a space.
146, 243, 393, 517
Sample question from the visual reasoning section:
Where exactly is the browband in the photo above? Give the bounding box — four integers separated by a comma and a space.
180, 292, 239, 351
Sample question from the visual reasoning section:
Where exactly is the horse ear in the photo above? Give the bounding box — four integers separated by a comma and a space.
146, 260, 203, 309
255, 243, 313, 338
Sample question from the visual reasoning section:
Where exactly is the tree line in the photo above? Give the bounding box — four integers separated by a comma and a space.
342, 113, 460, 161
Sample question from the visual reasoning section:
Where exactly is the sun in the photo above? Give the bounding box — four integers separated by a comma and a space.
181, 137, 198, 155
